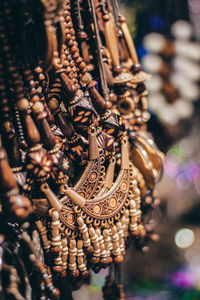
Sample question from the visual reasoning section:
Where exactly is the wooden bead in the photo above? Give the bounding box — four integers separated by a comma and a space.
31, 95, 40, 103
78, 62, 86, 70
103, 14, 110, 21
132, 63, 142, 74
103, 229, 111, 258
65, 33, 71, 40
111, 225, 122, 259
39, 73, 45, 81
32, 102, 44, 114
70, 45, 79, 53
116, 221, 125, 253
69, 28, 75, 36
118, 15, 126, 23
80, 269, 89, 279
48, 98, 59, 113
85, 245, 94, 254
0, 148, 18, 190
68, 239, 78, 274
29, 87, 38, 96
72, 52, 79, 59
52, 288, 60, 299
60, 72, 78, 99
61, 238, 68, 270
77, 239, 87, 272
65, 15, 71, 22
70, 269, 79, 278
17, 98, 29, 111
88, 86, 107, 114
113, 65, 122, 74
77, 216, 91, 248
34, 66, 43, 73
90, 256, 100, 264
50, 210, 63, 272
68, 39, 74, 46
35, 220, 50, 251
9, 194, 33, 220
24, 113, 41, 146
77, 31, 87, 40
89, 226, 100, 261
75, 57, 83, 64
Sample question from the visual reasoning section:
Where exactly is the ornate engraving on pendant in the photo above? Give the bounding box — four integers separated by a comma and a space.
59, 168, 130, 230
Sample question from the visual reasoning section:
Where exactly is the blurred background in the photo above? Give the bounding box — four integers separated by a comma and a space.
74, 1, 200, 299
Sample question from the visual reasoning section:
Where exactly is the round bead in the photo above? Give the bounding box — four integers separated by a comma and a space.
29, 88, 37, 96
48, 98, 59, 111
67, 21, 73, 29
39, 73, 45, 81
113, 65, 122, 74
80, 269, 89, 279
78, 62, 86, 70
70, 269, 79, 278
73, 52, 79, 59
52, 288, 60, 298
31, 95, 40, 103
32, 101, 44, 114
65, 66, 72, 73
132, 63, 142, 73
69, 28, 75, 35
17, 98, 29, 111
90, 256, 100, 264
114, 254, 124, 264
76, 57, 83, 64
70, 45, 78, 53
65, 33, 71, 40
118, 15, 126, 23
103, 14, 110, 21
29, 79, 35, 87
67, 39, 74, 46
65, 15, 71, 22
24, 69, 32, 76
34, 66, 42, 73
109, 92, 117, 103
77, 31, 87, 39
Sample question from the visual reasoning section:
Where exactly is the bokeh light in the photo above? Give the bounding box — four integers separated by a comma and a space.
175, 228, 195, 249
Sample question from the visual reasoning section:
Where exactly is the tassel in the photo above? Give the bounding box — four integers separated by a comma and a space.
77, 216, 93, 252
41, 183, 62, 211
116, 221, 125, 254
104, 157, 116, 189
60, 184, 86, 207
121, 136, 129, 170
68, 239, 79, 277
50, 210, 63, 273
61, 238, 68, 272
111, 225, 123, 263
77, 239, 88, 277
88, 128, 100, 160
103, 229, 113, 264
129, 199, 138, 235
35, 219, 51, 252
96, 228, 109, 266
89, 226, 100, 263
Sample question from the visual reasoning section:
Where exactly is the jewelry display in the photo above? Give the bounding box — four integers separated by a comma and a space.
0, 0, 164, 299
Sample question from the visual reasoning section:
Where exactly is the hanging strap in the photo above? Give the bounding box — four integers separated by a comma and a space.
88, 0, 109, 101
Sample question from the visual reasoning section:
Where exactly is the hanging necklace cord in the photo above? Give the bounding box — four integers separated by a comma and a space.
88, 0, 109, 101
